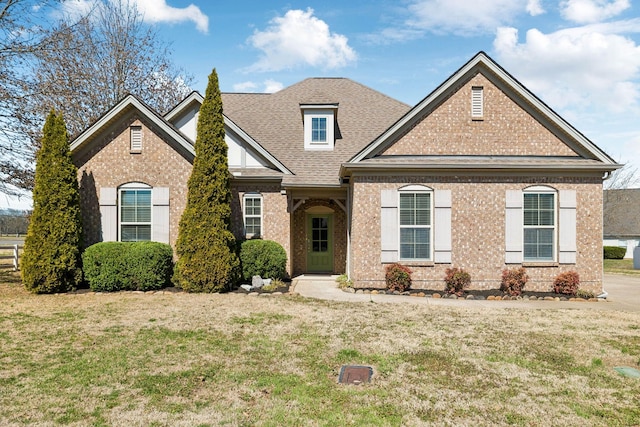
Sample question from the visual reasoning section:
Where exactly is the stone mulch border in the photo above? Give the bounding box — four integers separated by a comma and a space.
341, 288, 608, 302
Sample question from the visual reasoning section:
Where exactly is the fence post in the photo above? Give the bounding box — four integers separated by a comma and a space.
13, 244, 18, 271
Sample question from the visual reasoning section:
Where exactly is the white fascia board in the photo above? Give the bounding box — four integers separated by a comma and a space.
164, 91, 203, 122
224, 117, 292, 175
70, 94, 195, 156
351, 52, 617, 165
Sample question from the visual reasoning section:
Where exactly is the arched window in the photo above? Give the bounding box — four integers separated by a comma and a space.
119, 183, 152, 242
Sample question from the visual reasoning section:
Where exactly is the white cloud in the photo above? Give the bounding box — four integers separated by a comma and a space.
246, 8, 356, 72
493, 22, 640, 113
526, 0, 545, 15
232, 80, 283, 93
406, 0, 533, 36
58, 0, 209, 33
263, 79, 283, 93
133, 0, 208, 33
233, 81, 258, 92
560, 0, 630, 24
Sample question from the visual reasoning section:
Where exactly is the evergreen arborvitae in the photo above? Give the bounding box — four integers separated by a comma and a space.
22, 110, 83, 293
174, 69, 239, 292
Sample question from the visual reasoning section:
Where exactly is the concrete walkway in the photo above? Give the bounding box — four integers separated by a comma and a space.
291, 273, 640, 312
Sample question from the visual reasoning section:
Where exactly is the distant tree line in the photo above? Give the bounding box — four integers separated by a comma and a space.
0, 211, 29, 235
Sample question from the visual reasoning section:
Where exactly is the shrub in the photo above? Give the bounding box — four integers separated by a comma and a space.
22, 110, 83, 293
336, 274, 353, 289
553, 271, 580, 296
444, 267, 471, 295
576, 289, 595, 299
174, 69, 239, 292
500, 267, 529, 296
240, 239, 287, 281
603, 246, 626, 259
385, 263, 412, 292
83, 242, 173, 292
262, 278, 286, 292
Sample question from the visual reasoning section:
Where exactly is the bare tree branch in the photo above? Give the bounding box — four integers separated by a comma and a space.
0, 0, 193, 196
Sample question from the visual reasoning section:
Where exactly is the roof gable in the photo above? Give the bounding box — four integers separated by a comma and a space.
350, 52, 617, 167
70, 94, 195, 158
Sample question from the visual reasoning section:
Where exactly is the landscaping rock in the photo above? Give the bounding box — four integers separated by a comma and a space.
432, 293, 441, 298
252, 275, 263, 288
466, 295, 475, 300
240, 284, 253, 292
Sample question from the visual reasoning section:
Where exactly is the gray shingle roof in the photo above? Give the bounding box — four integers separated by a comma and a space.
222, 78, 410, 186
604, 189, 640, 238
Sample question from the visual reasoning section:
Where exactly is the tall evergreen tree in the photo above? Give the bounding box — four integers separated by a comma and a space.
22, 110, 83, 293
174, 69, 239, 292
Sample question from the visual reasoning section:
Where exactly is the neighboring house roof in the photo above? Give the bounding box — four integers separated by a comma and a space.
70, 94, 195, 159
603, 189, 640, 238
221, 78, 411, 187
348, 52, 619, 173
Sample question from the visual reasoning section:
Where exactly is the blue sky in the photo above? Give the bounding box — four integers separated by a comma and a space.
3, 0, 640, 209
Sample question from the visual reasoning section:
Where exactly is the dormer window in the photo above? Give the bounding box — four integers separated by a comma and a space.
312, 117, 327, 143
301, 103, 338, 151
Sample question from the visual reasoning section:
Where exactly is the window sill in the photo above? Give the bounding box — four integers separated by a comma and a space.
129, 150, 142, 154
522, 262, 558, 268
395, 260, 435, 267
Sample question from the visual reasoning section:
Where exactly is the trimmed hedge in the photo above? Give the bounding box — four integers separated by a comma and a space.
239, 239, 287, 281
603, 246, 626, 259
83, 242, 173, 292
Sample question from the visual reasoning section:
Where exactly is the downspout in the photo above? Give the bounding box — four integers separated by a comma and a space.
346, 182, 351, 280
599, 171, 612, 298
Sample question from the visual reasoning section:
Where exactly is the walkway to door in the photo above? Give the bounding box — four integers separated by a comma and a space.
291, 274, 640, 312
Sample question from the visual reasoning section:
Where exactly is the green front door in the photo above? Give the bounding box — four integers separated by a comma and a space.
307, 214, 333, 273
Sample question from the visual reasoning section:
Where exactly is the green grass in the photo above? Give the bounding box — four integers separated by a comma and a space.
1, 275, 640, 426
604, 258, 640, 275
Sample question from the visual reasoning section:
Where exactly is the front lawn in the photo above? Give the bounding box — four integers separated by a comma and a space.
1, 273, 639, 426
604, 258, 640, 276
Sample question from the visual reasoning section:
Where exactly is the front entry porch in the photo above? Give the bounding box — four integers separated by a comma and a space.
290, 197, 347, 277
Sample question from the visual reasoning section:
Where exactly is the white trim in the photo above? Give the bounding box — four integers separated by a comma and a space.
303, 109, 334, 151
243, 193, 263, 238
399, 184, 434, 192
71, 95, 195, 156
350, 52, 618, 165
118, 186, 153, 242
523, 191, 557, 262
398, 190, 433, 261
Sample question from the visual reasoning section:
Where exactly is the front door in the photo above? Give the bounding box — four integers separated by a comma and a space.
307, 214, 333, 273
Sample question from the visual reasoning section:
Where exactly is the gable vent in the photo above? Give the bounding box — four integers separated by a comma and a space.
471, 86, 483, 119
130, 126, 142, 152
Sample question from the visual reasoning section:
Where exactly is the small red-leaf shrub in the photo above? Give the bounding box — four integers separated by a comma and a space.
385, 263, 412, 292
553, 271, 580, 296
444, 267, 471, 295
501, 267, 529, 296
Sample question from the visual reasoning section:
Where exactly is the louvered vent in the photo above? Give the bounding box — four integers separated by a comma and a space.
130, 126, 142, 152
471, 86, 483, 119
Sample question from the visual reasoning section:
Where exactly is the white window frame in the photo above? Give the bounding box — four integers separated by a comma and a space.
311, 117, 327, 143
130, 126, 142, 152
243, 193, 263, 238
471, 86, 483, 119
118, 183, 152, 242
398, 187, 433, 261
302, 106, 336, 151
523, 186, 557, 262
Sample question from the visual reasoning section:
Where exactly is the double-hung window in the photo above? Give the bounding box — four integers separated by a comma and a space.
119, 188, 151, 241
244, 194, 262, 238
523, 191, 555, 261
311, 117, 327, 143
399, 192, 432, 260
